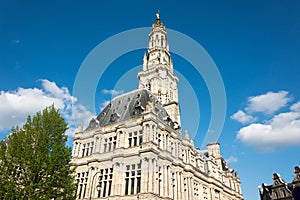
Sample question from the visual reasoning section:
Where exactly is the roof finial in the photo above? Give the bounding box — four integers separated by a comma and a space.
156, 10, 160, 20
155, 10, 161, 25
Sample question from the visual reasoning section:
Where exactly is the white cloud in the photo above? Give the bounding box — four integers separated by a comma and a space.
226, 156, 238, 164
291, 101, 300, 112
231, 110, 256, 124
246, 91, 291, 114
101, 89, 124, 97
0, 80, 95, 137
236, 101, 300, 152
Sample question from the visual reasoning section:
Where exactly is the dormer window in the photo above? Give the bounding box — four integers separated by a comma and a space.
133, 105, 144, 115
110, 113, 120, 122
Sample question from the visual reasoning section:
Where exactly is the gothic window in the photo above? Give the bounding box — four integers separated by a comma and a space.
128, 130, 143, 147
76, 171, 88, 199
97, 168, 113, 198
103, 136, 117, 152
125, 162, 141, 195
81, 142, 94, 157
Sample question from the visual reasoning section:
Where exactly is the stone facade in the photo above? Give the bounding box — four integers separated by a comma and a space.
259, 166, 300, 200
72, 13, 243, 200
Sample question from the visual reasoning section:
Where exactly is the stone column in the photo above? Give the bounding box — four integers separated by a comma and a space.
163, 165, 167, 197
141, 157, 148, 193
77, 143, 81, 157
73, 142, 77, 157
120, 163, 126, 195
99, 138, 103, 153
147, 124, 150, 142
142, 124, 148, 143
87, 167, 94, 199
111, 162, 120, 195
176, 172, 180, 199
153, 158, 157, 194
173, 172, 177, 200
180, 172, 185, 200
189, 179, 192, 200
148, 158, 153, 192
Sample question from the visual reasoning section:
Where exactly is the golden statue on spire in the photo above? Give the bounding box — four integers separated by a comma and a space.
155, 10, 161, 25
156, 12, 160, 20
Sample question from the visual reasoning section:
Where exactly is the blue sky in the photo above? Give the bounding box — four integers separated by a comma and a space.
1, 1, 300, 199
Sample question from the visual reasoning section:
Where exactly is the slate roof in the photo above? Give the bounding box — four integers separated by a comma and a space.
86, 89, 177, 130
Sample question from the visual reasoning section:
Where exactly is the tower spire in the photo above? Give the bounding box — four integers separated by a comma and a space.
138, 13, 181, 129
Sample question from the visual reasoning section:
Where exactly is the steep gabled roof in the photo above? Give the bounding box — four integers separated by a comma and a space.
86, 89, 177, 130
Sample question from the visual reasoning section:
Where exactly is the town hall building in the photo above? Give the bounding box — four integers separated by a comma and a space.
72, 13, 243, 200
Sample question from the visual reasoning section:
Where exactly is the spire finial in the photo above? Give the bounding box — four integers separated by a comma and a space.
156, 10, 160, 20
155, 10, 162, 25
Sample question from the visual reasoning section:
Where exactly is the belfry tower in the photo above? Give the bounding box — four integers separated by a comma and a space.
72, 13, 243, 200
138, 13, 181, 129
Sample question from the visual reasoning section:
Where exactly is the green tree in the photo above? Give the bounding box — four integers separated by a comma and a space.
0, 105, 77, 199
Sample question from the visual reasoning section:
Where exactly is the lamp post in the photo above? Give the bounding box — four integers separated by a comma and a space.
89, 168, 102, 200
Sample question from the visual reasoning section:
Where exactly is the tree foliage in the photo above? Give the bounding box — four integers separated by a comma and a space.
0, 105, 76, 199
